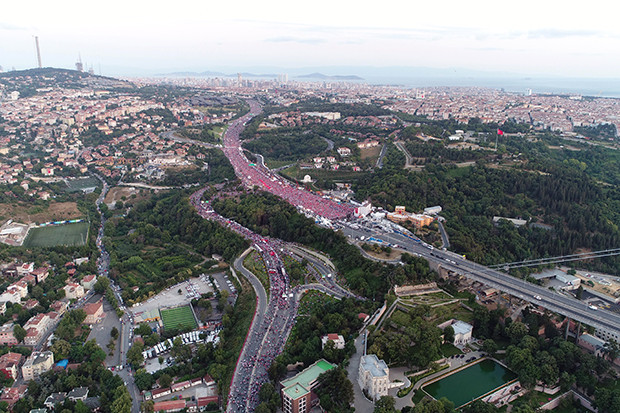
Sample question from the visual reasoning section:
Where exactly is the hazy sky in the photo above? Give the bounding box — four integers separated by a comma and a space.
1, 0, 619, 78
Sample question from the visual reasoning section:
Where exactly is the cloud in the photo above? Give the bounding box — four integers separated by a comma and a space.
527, 28, 602, 39
265, 36, 326, 44
0, 22, 28, 31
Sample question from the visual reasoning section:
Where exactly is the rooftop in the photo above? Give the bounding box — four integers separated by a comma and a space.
452, 320, 473, 336
360, 354, 388, 378
280, 359, 336, 397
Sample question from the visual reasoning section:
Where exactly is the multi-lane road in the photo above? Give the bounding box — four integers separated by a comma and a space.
184, 98, 620, 412
339, 222, 620, 338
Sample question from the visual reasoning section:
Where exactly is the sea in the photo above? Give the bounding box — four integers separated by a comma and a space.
361, 75, 620, 98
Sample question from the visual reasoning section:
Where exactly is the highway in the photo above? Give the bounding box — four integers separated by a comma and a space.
183, 98, 620, 411
339, 223, 620, 338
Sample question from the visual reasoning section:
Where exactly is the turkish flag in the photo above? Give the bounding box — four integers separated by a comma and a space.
497, 129, 504, 135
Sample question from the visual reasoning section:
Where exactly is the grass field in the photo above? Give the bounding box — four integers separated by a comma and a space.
24, 222, 89, 247
160, 305, 198, 331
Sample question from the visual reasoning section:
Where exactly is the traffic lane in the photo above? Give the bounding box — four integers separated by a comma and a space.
341, 226, 620, 334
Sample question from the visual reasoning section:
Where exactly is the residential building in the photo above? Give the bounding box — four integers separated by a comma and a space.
196, 396, 219, 411
23, 313, 52, 346
0, 323, 18, 346
577, 333, 620, 367
280, 359, 336, 413
31, 267, 49, 283
83, 300, 104, 324
81, 274, 97, 290
67, 387, 89, 401
358, 354, 389, 401
1, 385, 27, 407
63, 283, 85, 299
22, 351, 54, 381
50, 300, 68, 315
321, 334, 345, 350
44, 393, 66, 409
0, 352, 23, 379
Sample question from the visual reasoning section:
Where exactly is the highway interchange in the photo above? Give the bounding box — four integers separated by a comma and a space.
88, 98, 620, 412
191, 99, 620, 411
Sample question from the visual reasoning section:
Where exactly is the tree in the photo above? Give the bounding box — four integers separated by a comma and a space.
255, 404, 271, 413
374, 396, 397, 413
140, 401, 154, 413
158, 373, 172, 388
315, 368, 353, 410
13, 325, 27, 343
135, 323, 152, 336
110, 385, 131, 413
93, 277, 110, 294
462, 400, 499, 413
126, 342, 144, 369
51, 339, 72, 360
443, 325, 455, 344
507, 321, 529, 344
576, 285, 584, 300
482, 339, 498, 355
111, 327, 119, 340
134, 371, 154, 391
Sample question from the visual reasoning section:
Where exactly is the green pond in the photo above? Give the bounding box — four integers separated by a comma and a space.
422, 359, 517, 408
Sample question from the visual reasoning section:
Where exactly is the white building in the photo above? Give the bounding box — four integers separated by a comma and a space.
439, 319, 473, 345
423, 206, 442, 215
354, 201, 372, 218
321, 334, 345, 350
22, 351, 54, 381
358, 354, 389, 401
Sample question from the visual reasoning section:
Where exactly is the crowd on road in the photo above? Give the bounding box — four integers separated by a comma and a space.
189, 101, 363, 412
222, 100, 354, 221
190, 188, 298, 412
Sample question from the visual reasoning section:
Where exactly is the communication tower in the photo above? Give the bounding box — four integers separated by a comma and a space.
75, 54, 84, 72
34, 36, 42, 68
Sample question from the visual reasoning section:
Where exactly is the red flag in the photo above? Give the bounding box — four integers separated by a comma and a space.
497, 129, 504, 135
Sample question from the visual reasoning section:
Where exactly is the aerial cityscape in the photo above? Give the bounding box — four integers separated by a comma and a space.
1, 2, 620, 413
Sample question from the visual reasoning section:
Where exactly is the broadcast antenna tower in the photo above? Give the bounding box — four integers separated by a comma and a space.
34, 36, 42, 68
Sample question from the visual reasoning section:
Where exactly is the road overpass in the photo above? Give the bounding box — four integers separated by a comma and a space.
340, 225, 620, 340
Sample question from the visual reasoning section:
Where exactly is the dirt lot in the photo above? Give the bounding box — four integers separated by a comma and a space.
0, 201, 82, 223
104, 186, 149, 206
360, 146, 381, 160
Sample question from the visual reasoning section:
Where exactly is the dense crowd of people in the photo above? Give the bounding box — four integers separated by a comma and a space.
222, 101, 354, 221
189, 101, 357, 411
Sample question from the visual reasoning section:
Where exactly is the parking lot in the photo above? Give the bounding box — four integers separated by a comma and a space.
85, 294, 122, 367
130, 276, 216, 318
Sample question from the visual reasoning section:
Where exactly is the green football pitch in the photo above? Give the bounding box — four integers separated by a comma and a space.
160, 305, 197, 330
24, 222, 89, 247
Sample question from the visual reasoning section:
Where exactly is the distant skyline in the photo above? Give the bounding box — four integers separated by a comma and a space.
1, 0, 619, 79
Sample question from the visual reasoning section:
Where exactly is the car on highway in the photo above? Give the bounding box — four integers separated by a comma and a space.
534, 295, 542, 300
589, 304, 598, 310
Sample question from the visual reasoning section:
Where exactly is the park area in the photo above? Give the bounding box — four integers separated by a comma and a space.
23, 222, 89, 247
160, 305, 198, 331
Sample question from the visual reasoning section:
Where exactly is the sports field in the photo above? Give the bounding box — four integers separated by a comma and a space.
160, 305, 197, 330
65, 176, 99, 192
23, 222, 89, 247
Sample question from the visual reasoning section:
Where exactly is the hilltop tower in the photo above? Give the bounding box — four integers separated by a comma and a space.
34, 36, 42, 68
75, 54, 83, 72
